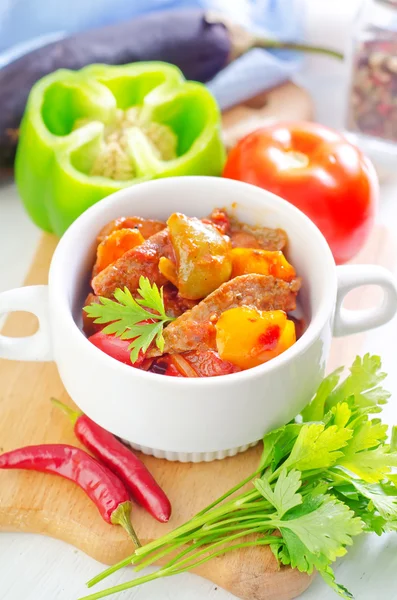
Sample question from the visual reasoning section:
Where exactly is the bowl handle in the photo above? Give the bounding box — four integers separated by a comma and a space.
333, 265, 397, 337
0, 286, 53, 361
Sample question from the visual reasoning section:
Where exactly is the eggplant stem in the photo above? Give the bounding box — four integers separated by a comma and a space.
253, 37, 343, 60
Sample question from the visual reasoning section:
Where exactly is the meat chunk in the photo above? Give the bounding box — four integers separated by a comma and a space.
92, 229, 173, 298
82, 293, 102, 336
162, 285, 198, 318
203, 208, 231, 235
229, 218, 288, 251
181, 349, 241, 376
97, 216, 166, 243
206, 209, 288, 251
148, 274, 301, 356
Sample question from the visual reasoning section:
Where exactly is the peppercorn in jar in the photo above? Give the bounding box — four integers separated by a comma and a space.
346, 0, 397, 155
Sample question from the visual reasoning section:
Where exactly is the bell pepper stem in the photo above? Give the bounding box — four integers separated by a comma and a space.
111, 501, 141, 549
50, 397, 82, 425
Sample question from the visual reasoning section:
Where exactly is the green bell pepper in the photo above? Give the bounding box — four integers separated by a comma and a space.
15, 62, 226, 235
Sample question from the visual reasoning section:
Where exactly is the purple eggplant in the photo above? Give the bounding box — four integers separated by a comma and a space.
0, 9, 342, 170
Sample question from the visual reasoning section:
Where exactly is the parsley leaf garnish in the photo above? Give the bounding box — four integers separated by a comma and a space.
83, 277, 175, 363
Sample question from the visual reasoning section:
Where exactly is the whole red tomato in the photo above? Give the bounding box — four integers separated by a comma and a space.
223, 122, 378, 264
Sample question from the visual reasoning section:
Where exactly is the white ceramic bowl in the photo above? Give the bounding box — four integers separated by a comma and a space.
1, 177, 397, 462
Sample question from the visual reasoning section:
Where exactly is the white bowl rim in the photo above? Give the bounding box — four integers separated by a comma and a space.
49, 176, 337, 386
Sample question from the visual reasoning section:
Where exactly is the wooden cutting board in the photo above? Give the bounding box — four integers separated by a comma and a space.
0, 225, 394, 600
221, 82, 313, 150
0, 83, 391, 600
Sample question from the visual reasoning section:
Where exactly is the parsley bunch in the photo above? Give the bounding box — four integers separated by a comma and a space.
82, 355, 397, 600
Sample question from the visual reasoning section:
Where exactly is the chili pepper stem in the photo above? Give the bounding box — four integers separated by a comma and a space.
50, 397, 81, 424
111, 501, 141, 549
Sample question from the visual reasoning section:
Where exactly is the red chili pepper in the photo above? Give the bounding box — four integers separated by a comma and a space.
52, 399, 172, 523
0, 444, 140, 546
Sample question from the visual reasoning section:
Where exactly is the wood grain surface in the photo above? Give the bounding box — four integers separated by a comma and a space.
0, 83, 392, 600
221, 82, 314, 150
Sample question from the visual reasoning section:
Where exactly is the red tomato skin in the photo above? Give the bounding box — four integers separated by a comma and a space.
223, 122, 378, 264
88, 331, 142, 366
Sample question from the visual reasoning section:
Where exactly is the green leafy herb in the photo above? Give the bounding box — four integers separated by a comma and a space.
255, 469, 302, 518
81, 355, 397, 600
301, 367, 343, 422
326, 354, 390, 413
273, 495, 363, 562
83, 277, 175, 363
281, 423, 352, 472
339, 445, 397, 484
260, 423, 302, 470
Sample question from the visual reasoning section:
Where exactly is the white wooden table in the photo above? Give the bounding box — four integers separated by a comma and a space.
3, 1, 397, 598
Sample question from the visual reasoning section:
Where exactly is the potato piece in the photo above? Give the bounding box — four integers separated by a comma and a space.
158, 257, 178, 288
93, 228, 144, 276
167, 213, 232, 300
215, 306, 296, 370
230, 248, 296, 282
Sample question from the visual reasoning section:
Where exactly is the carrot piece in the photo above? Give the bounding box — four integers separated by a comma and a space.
93, 228, 145, 276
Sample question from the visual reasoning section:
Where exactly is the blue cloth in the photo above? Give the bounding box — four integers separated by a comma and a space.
0, 0, 303, 109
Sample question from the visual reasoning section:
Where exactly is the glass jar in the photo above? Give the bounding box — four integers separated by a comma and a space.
345, 0, 397, 165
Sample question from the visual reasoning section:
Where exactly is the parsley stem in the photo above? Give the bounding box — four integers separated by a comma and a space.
202, 512, 273, 531
160, 525, 270, 574
86, 557, 134, 588
80, 568, 168, 600
87, 491, 267, 588
133, 490, 257, 558
168, 536, 276, 575
91, 491, 264, 584
195, 467, 262, 517
80, 537, 276, 600
134, 514, 275, 574
133, 540, 194, 573
133, 510, 274, 573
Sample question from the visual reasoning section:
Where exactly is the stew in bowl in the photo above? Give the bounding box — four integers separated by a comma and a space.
82, 208, 305, 377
